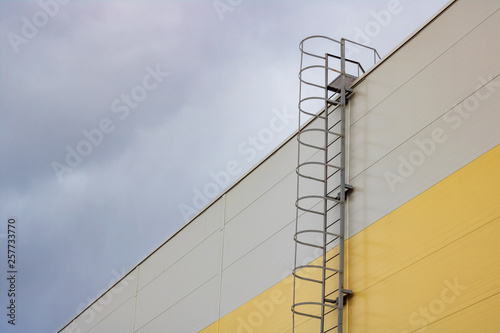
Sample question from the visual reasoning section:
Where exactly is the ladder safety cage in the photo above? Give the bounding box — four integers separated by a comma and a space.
293, 36, 380, 333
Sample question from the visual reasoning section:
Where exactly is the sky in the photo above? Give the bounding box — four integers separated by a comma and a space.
0, 0, 449, 332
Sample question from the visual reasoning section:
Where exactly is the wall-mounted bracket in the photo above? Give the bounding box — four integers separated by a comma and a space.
334, 184, 354, 201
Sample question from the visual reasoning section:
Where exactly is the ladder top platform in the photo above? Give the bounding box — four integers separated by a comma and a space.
327, 74, 358, 93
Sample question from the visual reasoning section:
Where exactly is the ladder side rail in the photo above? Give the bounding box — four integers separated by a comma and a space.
337, 39, 347, 333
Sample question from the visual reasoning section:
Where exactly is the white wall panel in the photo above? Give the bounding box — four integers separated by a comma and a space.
350, 8, 500, 178
72, 268, 138, 333
135, 276, 220, 333
350, 0, 500, 125
87, 297, 136, 333
220, 221, 295, 317
349, 76, 500, 237
134, 229, 223, 330
225, 114, 326, 223
225, 139, 297, 222
138, 196, 224, 290
223, 171, 296, 269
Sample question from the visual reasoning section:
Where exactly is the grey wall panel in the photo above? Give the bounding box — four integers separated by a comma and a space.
138, 196, 225, 290
350, 1, 500, 125
134, 229, 223, 330
87, 297, 136, 333
350, 8, 500, 179
135, 276, 220, 333
349, 76, 500, 238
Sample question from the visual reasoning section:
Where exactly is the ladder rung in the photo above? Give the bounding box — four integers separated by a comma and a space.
327, 218, 341, 229
324, 324, 339, 333
325, 271, 339, 281
328, 151, 341, 163
329, 119, 341, 130
326, 237, 340, 246
326, 288, 340, 298
326, 252, 340, 264
326, 169, 341, 180
326, 202, 340, 213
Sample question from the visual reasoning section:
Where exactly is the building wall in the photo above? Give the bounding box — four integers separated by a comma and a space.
59, 1, 500, 332
200, 144, 500, 333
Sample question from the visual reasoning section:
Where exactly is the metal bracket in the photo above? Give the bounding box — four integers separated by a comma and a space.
334, 184, 354, 201
325, 289, 353, 306
337, 289, 353, 306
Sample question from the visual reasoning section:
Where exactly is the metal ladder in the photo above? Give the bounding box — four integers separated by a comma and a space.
292, 36, 380, 333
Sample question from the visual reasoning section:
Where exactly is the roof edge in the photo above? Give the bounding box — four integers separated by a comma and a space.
352, 0, 457, 88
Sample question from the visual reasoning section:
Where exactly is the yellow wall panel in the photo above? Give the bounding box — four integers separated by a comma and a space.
424, 291, 500, 332
200, 322, 218, 333
347, 144, 500, 331
347, 143, 500, 293
347, 216, 500, 332
200, 275, 293, 333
